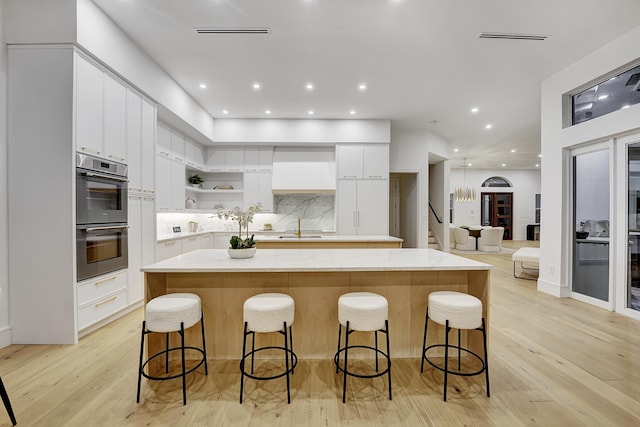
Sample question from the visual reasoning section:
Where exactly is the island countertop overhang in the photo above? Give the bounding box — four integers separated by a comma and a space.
142, 248, 492, 273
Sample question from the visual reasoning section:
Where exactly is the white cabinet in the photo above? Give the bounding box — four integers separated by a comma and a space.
140, 99, 156, 193
126, 90, 142, 190
244, 171, 273, 211
214, 233, 233, 249
337, 179, 389, 235
77, 271, 128, 331
75, 54, 104, 157
156, 239, 182, 261
199, 233, 214, 249
244, 147, 273, 172
207, 147, 244, 172
182, 235, 200, 253
184, 138, 205, 170
75, 53, 128, 163
128, 190, 155, 305
171, 131, 185, 163
156, 155, 185, 211
336, 144, 388, 179
156, 123, 172, 158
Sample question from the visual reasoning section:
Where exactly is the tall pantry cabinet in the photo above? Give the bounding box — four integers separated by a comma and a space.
8, 45, 156, 344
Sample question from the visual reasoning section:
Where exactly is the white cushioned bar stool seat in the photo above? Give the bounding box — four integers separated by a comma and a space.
421, 291, 489, 401
240, 293, 297, 404
137, 293, 208, 405
334, 292, 392, 403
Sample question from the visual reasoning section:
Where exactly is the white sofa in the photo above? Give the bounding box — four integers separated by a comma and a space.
477, 227, 504, 252
452, 227, 476, 251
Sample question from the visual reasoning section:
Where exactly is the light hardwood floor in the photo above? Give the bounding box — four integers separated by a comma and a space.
2, 241, 640, 426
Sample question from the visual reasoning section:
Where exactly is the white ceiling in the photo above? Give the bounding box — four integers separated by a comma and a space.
92, 0, 640, 169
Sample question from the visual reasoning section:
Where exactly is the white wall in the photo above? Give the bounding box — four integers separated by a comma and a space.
541, 24, 640, 298
0, 0, 11, 347
390, 128, 450, 248
450, 168, 541, 240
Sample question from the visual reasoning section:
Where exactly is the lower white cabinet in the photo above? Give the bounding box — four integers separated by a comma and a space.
77, 271, 128, 330
156, 239, 182, 261
200, 233, 214, 249
128, 191, 156, 304
337, 179, 389, 235
214, 233, 233, 249
182, 235, 200, 253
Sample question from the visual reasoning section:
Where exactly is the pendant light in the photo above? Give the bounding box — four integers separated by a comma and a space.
454, 158, 476, 202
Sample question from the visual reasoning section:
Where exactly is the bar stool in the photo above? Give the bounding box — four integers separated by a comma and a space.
240, 293, 297, 404
334, 292, 392, 403
137, 293, 208, 405
420, 291, 490, 401
0, 377, 16, 426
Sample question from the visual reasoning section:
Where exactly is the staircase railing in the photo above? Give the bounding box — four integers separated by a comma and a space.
429, 202, 443, 224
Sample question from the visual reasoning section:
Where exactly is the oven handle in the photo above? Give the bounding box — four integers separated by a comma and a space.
83, 171, 129, 183
85, 225, 129, 232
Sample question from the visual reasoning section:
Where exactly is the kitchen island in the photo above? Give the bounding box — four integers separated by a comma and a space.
142, 248, 491, 370
254, 234, 403, 249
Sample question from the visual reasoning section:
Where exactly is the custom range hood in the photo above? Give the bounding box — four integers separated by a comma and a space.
271, 147, 336, 194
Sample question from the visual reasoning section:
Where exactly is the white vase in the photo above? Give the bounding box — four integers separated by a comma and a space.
228, 247, 256, 259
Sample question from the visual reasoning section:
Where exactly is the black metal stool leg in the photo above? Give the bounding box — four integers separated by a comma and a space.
136, 320, 146, 403
284, 322, 291, 404
250, 331, 256, 375
375, 330, 379, 372
289, 325, 295, 375
444, 320, 450, 402
385, 319, 392, 401
165, 332, 170, 374
421, 306, 429, 373
482, 318, 490, 397
342, 321, 350, 403
336, 323, 342, 374
457, 328, 462, 371
201, 310, 208, 375
240, 322, 248, 404
180, 322, 186, 405
0, 377, 17, 426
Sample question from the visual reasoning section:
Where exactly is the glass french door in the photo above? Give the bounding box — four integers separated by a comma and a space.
627, 143, 640, 311
572, 147, 610, 304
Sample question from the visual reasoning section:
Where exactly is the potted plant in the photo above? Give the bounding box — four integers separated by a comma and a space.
217, 203, 262, 258
188, 174, 204, 188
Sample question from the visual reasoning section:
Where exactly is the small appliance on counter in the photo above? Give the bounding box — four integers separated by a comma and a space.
186, 197, 197, 209
188, 221, 199, 232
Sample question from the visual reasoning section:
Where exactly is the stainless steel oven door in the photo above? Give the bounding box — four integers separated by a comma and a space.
77, 224, 129, 281
76, 168, 128, 224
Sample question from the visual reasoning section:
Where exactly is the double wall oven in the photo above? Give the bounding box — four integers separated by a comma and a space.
76, 153, 128, 281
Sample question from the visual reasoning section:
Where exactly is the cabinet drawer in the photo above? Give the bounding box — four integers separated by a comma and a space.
77, 271, 127, 306
78, 289, 128, 330
156, 239, 182, 261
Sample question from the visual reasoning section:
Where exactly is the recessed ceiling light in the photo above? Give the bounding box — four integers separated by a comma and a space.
199, 83, 207, 89
510, 149, 516, 153
358, 83, 367, 91
222, 109, 228, 115
253, 83, 261, 90
598, 94, 609, 100
349, 110, 356, 115
308, 110, 314, 115
471, 107, 479, 113
501, 163, 506, 167
306, 83, 314, 90
535, 164, 540, 167
453, 148, 459, 152
265, 109, 271, 115
485, 124, 493, 130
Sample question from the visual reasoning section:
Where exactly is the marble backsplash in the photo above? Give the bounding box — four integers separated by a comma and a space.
157, 194, 335, 236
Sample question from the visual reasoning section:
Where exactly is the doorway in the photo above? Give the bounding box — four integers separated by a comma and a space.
480, 192, 513, 240
389, 173, 418, 248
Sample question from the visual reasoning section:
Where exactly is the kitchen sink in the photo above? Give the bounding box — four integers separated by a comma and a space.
278, 235, 323, 239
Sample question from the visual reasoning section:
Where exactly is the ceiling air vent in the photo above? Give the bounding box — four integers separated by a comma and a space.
194, 27, 270, 35
479, 32, 547, 41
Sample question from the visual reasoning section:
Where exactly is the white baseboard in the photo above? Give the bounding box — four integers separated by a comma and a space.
537, 278, 570, 297
0, 326, 12, 349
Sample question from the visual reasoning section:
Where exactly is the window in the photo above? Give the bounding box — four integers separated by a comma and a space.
481, 176, 512, 187
572, 62, 640, 125
535, 193, 541, 223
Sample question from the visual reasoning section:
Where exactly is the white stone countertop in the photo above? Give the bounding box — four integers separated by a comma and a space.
142, 248, 491, 273
254, 234, 403, 243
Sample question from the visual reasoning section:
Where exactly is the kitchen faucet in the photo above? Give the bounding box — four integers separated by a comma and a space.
296, 216, 301, 238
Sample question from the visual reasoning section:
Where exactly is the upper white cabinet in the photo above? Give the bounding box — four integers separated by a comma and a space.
244, 147, 273, 172
171, 131, 185, 163
140, 99, 156, 193
184, 138, 205, 170
156, 123, 172, 158
207, 147, 244, 172
156, 155, 185, 211
244, 171, 273, 212
126, 90, 142, 190
75, 53, 129, 163
336, 144, 389, 179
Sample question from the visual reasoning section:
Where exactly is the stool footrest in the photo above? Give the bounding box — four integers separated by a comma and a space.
423, 344, 486, 377
140, 346, 207, 381
240, 346, 298, 381
333, 345, 391, 379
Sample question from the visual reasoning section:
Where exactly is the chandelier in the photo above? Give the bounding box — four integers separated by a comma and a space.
454, 158, 475, 202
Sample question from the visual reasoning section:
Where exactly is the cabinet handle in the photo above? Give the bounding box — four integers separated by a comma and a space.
174, 156, 183, 161
164, 241, 177, 247
188, 237, 197, 241
129, 195, 142, 200
95, 295, 118, 308
159, 151, 170, 157
143, 197, 155, 201
367, 175, 383, 178
95, 276, 117, 286
343, 175, 357, 178
142, 189, 155, 193
81, 147, 101, 155
109, 154, 125, 162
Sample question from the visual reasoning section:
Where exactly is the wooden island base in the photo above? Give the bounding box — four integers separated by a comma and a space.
145, 268, 489, 373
